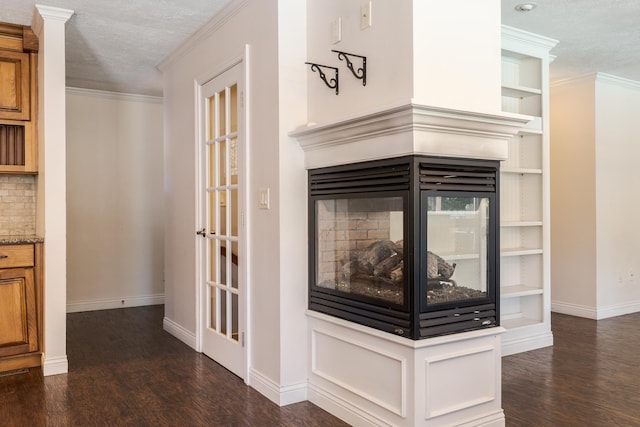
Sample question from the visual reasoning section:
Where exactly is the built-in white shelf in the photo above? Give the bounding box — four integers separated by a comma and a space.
500, 25, 558, 356
501, 167, 542, 175
501, 285, 543, 298
501, 316, 541, 330
501, 84, 542, 97
501, 221, 543, 228
521, 117, 542, 132
501, 247, 543, 257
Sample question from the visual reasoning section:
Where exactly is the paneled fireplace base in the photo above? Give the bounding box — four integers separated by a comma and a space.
307, 310, 506, 427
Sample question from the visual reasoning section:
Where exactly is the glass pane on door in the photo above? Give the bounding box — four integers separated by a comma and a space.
206, 84, 240, 341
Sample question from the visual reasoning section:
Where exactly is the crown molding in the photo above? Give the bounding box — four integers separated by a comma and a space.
550, 72, 640, 91
595, 72, 640, 91
550, 73, 598, 89
34, 5, 74, 23
32, 5, 74, 38
502, 25, 559, 52
66, 87, 163, 104
157, 0, 250, 72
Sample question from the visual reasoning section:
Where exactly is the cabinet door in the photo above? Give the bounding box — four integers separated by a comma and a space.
0, 267, 37, 357
0, 50, 30, 121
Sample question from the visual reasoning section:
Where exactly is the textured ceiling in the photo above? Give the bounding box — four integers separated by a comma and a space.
502, 0, 640, 83
1, 0, 231, 96
0, 1, 638, 96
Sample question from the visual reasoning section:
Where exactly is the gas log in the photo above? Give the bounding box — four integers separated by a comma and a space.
342, 240, 456, 285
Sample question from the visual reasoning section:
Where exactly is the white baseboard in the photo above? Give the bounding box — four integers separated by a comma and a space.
552, 300, 640, 320
502, 332, 553, 357
248, 368, 307, 406
551, 301, 598, 319
309, 383, 505, 427
162, 317, 197, 350
595, 301, 640, 319
43, 355, 68, 376
458, 411, 505, 427
66, 294, 165, 313
307, 383, 389, 427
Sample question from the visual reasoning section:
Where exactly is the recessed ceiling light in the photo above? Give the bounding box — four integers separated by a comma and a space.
515, 3, 537, 12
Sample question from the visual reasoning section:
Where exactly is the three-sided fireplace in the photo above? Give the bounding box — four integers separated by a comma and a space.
308, 155, 499, 339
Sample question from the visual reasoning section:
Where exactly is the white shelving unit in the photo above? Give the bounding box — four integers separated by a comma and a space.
500, 26, 558, 356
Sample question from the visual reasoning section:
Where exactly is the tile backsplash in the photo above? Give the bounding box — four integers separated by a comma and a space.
0, 175, 36, 236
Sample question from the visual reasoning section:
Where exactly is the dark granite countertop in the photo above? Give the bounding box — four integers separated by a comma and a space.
0, 235, 44, 245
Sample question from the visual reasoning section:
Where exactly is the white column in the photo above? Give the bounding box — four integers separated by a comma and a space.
32, 4, 74, 376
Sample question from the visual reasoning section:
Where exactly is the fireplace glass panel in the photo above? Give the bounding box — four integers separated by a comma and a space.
315, 196, 404, 305
426, 195, 490, 305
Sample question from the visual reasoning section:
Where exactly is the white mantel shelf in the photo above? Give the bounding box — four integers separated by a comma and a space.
290, 102, 531, 169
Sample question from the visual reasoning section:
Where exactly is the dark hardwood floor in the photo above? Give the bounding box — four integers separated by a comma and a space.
503, 312, 640, 426
2, 306, 639, 426
0, 305, 348, 427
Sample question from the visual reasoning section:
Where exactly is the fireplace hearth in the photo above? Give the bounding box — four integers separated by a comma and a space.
309, 155, 499, 339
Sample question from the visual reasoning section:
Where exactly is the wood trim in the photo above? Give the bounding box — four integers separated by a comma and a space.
35, 243, 43, 352
0, 352, 41, 372
0, 23, 22, 52
25, 52, 37, 172
22, 28, 38, 53
0, 37, 22, 52
0, 23, 23, 38
0, 24, 38, 53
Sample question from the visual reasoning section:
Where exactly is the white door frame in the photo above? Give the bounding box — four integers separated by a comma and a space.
194, 45, 250, 382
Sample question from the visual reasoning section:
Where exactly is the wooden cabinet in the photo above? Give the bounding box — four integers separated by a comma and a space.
0, 23, 38, 174
0, 49, 30, 120
0, 243, 42, 372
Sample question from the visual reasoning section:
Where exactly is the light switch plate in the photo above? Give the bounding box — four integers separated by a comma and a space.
331, 18, 342, 44
258, 187, 270, 210
361, 1, 372, 30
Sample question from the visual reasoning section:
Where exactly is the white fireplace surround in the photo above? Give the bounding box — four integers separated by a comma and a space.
290, 102, 530, 169
292, 102, 530, 426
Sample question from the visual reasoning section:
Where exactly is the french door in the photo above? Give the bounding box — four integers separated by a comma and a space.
198, 62, 245, 378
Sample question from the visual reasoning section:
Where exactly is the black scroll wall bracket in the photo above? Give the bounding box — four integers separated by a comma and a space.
331, 50, 367, 86
305, 62, 339, 95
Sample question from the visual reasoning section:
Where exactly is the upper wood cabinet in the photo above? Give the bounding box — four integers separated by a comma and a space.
0, 23, 38, 174
0, 49, 30, 121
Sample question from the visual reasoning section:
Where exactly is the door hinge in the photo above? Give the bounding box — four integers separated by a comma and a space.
241, 332, 245, 347
241, 212, 245, 228
240, 91, 244, 108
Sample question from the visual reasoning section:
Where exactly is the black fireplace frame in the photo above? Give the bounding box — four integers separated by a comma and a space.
308, 155, 500, 339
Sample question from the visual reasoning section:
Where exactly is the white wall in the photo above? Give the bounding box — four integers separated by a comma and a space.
412, 0, 502, 113
550, 76, 597, 312
277, 0, 309, 392
161, 0, 307, 404
66, 89, 164, 312
551, 73, 640, 319
305, 0, 502, 126
594, 75, 640, 312
305, 0, 413, 124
